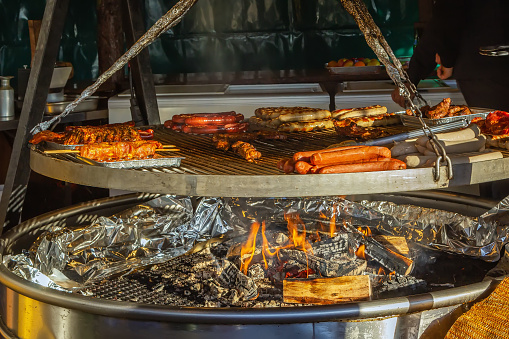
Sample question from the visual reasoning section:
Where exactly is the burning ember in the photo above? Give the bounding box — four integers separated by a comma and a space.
229, 210, 422, 305
355, 243, 367, 260
239, 213, 314, 277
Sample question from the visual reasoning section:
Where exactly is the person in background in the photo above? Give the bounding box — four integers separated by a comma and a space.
392, 0, 509, 200
392, 0, 509, 111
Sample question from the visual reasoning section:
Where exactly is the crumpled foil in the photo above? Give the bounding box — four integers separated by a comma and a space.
4, 195, 231, 289
220, 196, 509, 261
5, 195, 509, 291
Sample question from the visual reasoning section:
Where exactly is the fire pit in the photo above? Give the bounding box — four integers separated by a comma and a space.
0, 192, 504, 339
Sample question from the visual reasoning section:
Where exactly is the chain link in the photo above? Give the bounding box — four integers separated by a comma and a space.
339, 0, 452, 180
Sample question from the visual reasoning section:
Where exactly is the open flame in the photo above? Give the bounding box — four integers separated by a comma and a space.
357, 226, 372, 237
239, 213, 314, 276
239, 222, 261, 274
284, 212, 312, 253
318, 207, 337, 237
355, 243, 367, 260
329, 211, 337, 237
377, 267, 396, 281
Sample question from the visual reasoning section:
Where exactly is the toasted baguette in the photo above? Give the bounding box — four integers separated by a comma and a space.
278, 119, 335, 132
332, 105, 387, 120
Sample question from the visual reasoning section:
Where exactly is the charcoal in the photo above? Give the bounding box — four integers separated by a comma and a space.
311, 234, 354, 261
280, 249, 366, 277
371, 274, 427, 299
217, 260, 258, 300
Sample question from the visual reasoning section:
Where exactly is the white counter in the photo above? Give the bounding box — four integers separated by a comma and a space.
108, 81, 466, 123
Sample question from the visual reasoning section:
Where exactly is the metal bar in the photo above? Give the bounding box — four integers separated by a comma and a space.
0, 0, 70, 234
122, 0, 161, 126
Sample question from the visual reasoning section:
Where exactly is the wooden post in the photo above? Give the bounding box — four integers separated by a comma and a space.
97, 0, 125, 92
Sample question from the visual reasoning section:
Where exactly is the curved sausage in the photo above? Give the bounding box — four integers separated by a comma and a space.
138, 129, 154, 139
182, 122, 249, 134
184, 113, 244, 126
277, 158, 290, 171
283, 159, 296, 174
172, 111, 238, 125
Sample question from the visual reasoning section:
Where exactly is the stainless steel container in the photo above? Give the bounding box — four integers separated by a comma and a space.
0, 76, 15, 120
0, 192, 502, 339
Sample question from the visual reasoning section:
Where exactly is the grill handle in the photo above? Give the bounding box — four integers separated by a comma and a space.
362, 119, 468, 146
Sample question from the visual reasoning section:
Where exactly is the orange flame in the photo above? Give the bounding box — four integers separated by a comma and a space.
284, 212, 313, 254
357, 226, 372, 237
355, 243, 367, 260
315, 230, 321, 242
239, 222, 261, 275
239, 213, 315, 277
389, 270, 396, 281
261, 221, 278, 269
329, 213, 337, 237
377, 267, 386, 275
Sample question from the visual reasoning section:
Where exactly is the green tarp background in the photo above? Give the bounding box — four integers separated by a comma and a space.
0, 0, 418, 81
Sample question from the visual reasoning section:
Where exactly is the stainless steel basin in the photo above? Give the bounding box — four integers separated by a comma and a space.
0, 192, 501, 339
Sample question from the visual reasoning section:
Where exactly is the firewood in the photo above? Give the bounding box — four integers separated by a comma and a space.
363, 237, 414, 275
371, 274, 427, 299
280, 249, 367, 277
283, 275, 371, 304
311, 234, 352, 260
374, 235, 409, 256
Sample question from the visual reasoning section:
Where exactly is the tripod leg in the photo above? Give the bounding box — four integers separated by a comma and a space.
123, 0, 161, 126
0, 0, 70, 233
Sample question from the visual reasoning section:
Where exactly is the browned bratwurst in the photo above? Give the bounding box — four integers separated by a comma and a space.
310, 146, 391, 166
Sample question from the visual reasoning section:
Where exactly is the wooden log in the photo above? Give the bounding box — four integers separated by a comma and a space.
310, 233, 352, 261
374, 235, 409, 256
283, 275, 371, 304
362, 237, 414, 276
280, 249, 367, 277
371, 274, 427, 299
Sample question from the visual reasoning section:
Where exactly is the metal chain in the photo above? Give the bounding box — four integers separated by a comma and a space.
31, 0, 199, 134
340, 0, 452, 180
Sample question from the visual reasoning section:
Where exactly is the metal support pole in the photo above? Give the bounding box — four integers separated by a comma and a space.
122, 0, 161, 126
0, 0, 70, 233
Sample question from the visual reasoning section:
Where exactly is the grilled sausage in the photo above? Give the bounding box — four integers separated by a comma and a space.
318, 159, 406, 174
182, 122, 248, 134
277, 158, 290, 171
283, 159, 296, 174
293, 145, 363, 163
184, 113, 244, 126
172, 111, 238, 125
310, 146, 391, 166
294, 161, 314, 174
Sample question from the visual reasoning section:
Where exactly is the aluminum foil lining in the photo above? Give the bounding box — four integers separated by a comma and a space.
4, 195, 509, 291
219, 196, 508, 261
4, 195, 231, 289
